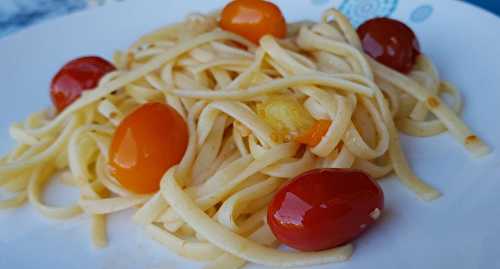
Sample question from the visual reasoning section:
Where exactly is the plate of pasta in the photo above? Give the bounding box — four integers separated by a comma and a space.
1, 0, 500, 268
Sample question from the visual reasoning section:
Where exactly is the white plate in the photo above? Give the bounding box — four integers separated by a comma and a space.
1, 0, 500, 268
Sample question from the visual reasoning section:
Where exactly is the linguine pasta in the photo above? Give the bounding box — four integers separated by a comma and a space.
0, 8, 489, 268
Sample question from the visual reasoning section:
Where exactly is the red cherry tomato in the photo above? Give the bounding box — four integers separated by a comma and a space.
268, 168, 384, 251
357, 18, 420, 73
50, 56, 115, 112
220, 0, 287, 44
108, 102, 188, 194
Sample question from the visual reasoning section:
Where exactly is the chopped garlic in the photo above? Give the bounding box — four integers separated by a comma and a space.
370, 208, 381, 220
256, 95, 315, 142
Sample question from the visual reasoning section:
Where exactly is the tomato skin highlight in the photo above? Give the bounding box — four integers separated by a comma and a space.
267, 168, 384, 251
357, 17, 420, 73
108, 102, 188, 194
220, 0, 287, 44
50, 56, 115, 112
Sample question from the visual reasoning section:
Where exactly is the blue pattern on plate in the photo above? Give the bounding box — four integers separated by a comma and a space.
0, 0, 498, 39
311, 0, 330, 5
339, 0, 399, 27
0, 0, 87, 38
410, 4, 433, 23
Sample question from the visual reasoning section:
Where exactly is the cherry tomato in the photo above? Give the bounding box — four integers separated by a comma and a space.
220, 0, 287, 44
268, 168, 384, 251
108, 102, 188, 194
51, 56, 115, 112
295, 120, 331, 147
357, 18, 420, 73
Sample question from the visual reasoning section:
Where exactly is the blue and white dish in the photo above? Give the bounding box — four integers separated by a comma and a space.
0, 1, 499, 269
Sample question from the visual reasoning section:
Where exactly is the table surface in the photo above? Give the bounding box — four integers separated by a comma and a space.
0, 0, 499, 38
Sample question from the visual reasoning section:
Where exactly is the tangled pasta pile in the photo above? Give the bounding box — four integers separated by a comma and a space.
0, 6, 489, 269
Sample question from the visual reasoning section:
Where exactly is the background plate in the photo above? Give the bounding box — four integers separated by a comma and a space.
0, 0, 499, 268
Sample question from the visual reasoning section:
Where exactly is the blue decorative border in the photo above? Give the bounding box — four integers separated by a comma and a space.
339, 0, 399, 26
311, 0, 331, 5
0, 0, 89, 38
0, 0, 124, 38
0, 1, 497, 39
410, 4, 433, 23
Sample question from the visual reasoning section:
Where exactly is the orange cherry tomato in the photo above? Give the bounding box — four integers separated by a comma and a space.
51, 56, 115, 112
220, 0, 287, 44
295, 120, 331, 147
268, 168, 384, 251
108, 102, 188, 194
